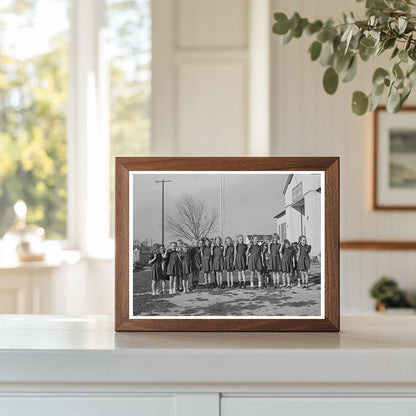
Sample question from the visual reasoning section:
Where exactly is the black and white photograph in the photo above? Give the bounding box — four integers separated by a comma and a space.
374, 107, 416, 209
130, 171, 324, 318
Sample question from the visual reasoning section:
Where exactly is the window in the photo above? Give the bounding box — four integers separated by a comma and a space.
0, 0, 70, 239
106, 0, 151, 237
0, 0, 151, 250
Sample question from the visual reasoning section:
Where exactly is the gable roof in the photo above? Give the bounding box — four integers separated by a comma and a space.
283, 174, 293, 195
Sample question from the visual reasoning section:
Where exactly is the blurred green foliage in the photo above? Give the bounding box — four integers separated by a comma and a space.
0, 0, 151, 239
0, 2, 69, 238
370, 276, 411, 307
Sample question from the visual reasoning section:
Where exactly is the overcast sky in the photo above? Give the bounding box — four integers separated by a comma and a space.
132, 173, 288, 243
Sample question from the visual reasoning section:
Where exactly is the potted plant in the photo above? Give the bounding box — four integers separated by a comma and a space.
370, 276, 413, 313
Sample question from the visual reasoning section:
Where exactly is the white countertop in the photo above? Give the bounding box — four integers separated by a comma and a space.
0, 315, 415, 386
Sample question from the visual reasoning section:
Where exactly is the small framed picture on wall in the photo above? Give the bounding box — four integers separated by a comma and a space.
115, 157, 339, 332
374, 106, 416, 209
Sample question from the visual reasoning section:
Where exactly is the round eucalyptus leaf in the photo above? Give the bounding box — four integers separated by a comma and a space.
373, 82, 385, 96
273, 13, 290, 34
352, 91, 369, 115
323, 67, 339, 95
309, 41, 322, 61
342, 56, 357, 83
307, 20, 323, 35
372, 67, 389, 86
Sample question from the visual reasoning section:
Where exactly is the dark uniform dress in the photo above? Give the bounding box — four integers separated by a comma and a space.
202, 246, 212, 273
248, 244, 262, 272
191, 246, 202, 272
149, 253, 163, 281
281, 246, 295, 273
297, 244, 311, 271
268, 243, 282, 272
235, 243, 247, 271
162, 255, 170, 280
224, 245, 235, 272
166, 249, 181, 277
181, 252, 192, 275
211, 245, 224, 271
262, 248, 270, 277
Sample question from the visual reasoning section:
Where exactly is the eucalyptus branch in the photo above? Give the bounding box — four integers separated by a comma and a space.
272, 0, 416, 115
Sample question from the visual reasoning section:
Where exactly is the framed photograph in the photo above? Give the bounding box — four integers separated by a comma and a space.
115, 157, 339, 332
373, 106, 416, 209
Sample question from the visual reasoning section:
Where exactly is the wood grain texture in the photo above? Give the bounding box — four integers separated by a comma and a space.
341, 241, 416, 250
373, 106, 416, 210
115, 157, 340, 332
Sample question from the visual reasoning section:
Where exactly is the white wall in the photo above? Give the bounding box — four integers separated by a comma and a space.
40, 0, 416, 317
271, 0, 416, 313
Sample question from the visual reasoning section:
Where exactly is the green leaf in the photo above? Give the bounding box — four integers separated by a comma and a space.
393, 63, 404, 79
282, 29, 293, 44
352, 91, 369, 115
399, 49, 408, 63
309, 41, 322, 61
342, 56, 358, 83
360, 37, 375, 48
320, 40, 335, 66
293, 18, 308, 38
391, 47, 399, 59
374, 82, 385, 96
383, 37, 396, 50
372, 68, 389, 86
366, 0, 388, 10
323, 67, 339, 95
307, 20, 323, 35
273, 13, 290, 35
334, 52, 352, 73
398, 17, 407, 34
369, 92, 383, 111
386, 87, 401, 113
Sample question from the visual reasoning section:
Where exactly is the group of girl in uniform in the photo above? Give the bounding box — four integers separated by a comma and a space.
148, 234, 312, 295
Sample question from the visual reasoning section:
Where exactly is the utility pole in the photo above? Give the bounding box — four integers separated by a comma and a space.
219, 174, 224, 238
155, 180, 172, 245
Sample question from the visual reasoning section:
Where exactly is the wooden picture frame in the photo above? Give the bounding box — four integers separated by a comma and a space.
373, 106, 416, 210
115, 157, 340, 332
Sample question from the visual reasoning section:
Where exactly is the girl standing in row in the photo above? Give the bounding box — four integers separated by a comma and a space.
224, 237, 235, 288
281, 239, 295, 287
234, 234, 248, 288
202, 238, 212, 288
164, 241, 181, 294
248, 235, 263, 288
297, 235, 311, 288
180, 243, 193, 293
191, 239, 203, 290
268, 234, 282, 288
211, 236, 224, 289
149, 244, 163, 296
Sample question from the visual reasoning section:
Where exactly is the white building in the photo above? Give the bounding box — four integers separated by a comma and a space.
274, 174, 321, 257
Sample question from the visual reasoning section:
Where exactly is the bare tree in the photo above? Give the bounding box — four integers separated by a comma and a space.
166, 195, 218, 242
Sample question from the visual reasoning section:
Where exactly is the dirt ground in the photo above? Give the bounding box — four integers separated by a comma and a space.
132, 263, 321, 317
